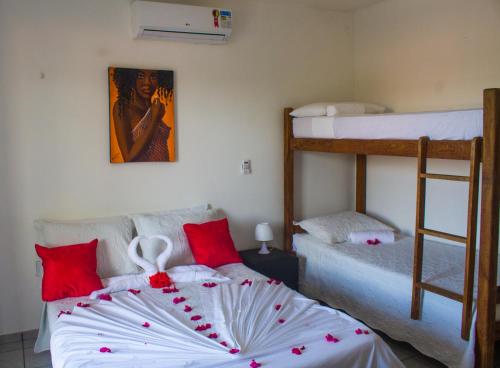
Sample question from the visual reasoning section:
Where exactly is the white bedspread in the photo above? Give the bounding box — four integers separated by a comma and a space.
44, 264, 402, 368
292, 109, 483, 140
293, 234, 499, 368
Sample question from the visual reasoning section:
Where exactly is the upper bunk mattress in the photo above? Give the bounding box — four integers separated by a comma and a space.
292, 108, 483, 140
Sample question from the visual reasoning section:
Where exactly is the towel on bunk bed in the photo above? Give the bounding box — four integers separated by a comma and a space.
348, 230, 395, 244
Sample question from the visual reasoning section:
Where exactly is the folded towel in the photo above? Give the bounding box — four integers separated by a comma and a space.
348, 230, 395, 244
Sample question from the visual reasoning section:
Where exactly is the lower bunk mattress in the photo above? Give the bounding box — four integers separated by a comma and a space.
293, 234, 496, 368
37, 263, 402, 368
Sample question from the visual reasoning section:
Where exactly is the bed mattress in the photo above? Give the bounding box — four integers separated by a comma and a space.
292, 109, 483, 140
293, 234, 500, 368
38, 263, 402, 368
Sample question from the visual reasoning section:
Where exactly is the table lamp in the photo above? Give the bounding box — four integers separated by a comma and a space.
255, 222, 273, 255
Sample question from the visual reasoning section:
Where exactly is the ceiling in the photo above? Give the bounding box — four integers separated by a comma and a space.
255, 0, 386, 11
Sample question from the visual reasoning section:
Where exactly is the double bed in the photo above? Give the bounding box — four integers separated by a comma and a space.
35, 262, 403, 368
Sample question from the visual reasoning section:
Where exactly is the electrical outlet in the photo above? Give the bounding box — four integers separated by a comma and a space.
241, 160, 251, 175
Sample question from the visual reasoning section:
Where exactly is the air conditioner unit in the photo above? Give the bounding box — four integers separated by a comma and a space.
131, 1, 232, 44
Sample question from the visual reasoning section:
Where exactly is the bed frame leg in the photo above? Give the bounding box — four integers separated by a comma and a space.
356, 154, 367, 214
284, 107, 294, 253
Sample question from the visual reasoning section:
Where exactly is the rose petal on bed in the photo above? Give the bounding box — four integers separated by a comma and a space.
220, 341, 228, 347
208, 333, 218, 339
184, 305, 193, 312
291, 347, 302, 355
191, 315, 202, 321
278, 318, 286, 324
355, 328, 363, 335
363, 330, 370, 334
275, 304, 282, 311
195, 323, 212, 331
57, 310, 71, 318
97, 294, 112, 302
163, 287, 179, 294
202, 282, 217, 288
250, 360, 262, 368
325, 334, 340, 343
128, 289, 141, 295
76, 302, 90, 308
173, 296, 186, 304
99, 347, 111, 353
142, 322, 150, 328
229, 348, 240, 354
240, 279, 252, 286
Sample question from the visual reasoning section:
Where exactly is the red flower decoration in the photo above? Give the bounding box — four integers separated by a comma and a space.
220, 341, 228, 347
99, 347, 111, 353
97, 293, 112, 301
76, 302, 90, 308
275, 304, 282, 311
291, 347, 303, 355
128, 289, 141, 295
367, 238, 381, 245
173, 296, 186, 304
163, 286, 179, 294
325, 334, 340, 343
250, 360, 262, 368
202, 282, 217, 288
208, 333, 218, 339
195, 323, 212, 331
241, 279, 253, 286
57, 310, 71, 318
184, 305, 193, 312
142, 322, 150, 328
149, 272, 172, 288
229, 348, 240, 354
267, 278, 282, 285
278, 319, 286, 324
355, 328, 362, 335
363, 330, 370, 334
191, 315, 202, 321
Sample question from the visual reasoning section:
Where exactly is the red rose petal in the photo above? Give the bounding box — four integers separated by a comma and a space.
149, 271, 172, 288
99, 347, 111, 353
202, 282, 217, 288
229, 348, 240, 354
191, 315, 202, 321
292, 347, 302, 355
240, 279, 253, 286
128, 289, 141, 295
220, 341, 228, 347
97, 294, 112, 301
364, 330, 370, 334
250, 360, 262, 368
208, 333, 218, 339
325, 334, 340, 343
163, 287, 179, 294
57, 310, 71, 318
278, 318, 286, 324
275, 304, 282, 311
184, 305, 193, 312
355, 328, 363, 335
142, 322, 150, 328
76, 302, 90, 308
195, 323, 212, 331
173, 297, 186, 304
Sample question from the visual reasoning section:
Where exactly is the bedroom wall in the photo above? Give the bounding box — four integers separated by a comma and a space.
352, 0, 500, 237
0, 0, 354, 334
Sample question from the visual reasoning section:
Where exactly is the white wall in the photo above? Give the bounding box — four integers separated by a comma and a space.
353, 0, 500, 236
0, 0, 354, 334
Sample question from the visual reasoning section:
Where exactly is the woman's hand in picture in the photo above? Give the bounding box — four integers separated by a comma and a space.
151, 97, 165, 123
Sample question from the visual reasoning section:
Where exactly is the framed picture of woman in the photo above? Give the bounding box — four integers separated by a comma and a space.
109, 67, 175, 163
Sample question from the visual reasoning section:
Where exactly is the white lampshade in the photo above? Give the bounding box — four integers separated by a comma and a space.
255, 223, 273, 242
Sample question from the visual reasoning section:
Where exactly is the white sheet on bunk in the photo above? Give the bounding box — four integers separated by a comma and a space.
46, 263, 401, 368
292, 109, 483, 140
292, 234, 500, 368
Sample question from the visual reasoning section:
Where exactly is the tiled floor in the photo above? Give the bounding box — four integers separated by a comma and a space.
0, 329, 451, 368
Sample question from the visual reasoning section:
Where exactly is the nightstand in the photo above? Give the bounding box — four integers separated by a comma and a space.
239, 248, 298, 290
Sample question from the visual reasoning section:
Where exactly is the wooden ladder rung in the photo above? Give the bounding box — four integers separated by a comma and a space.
417, 282, 463, 303
417, 227, 467, 244
420, 173, 470, 182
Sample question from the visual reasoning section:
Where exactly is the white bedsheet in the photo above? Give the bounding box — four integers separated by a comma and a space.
42, 264, 402, 368
292, 109, 483, 140
293, 234, 500, 368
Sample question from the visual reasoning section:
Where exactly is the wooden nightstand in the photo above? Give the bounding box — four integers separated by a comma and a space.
239, 248, 298, 290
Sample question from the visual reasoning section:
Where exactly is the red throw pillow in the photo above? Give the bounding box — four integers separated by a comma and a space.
35, 239, 103, 301
183, 218, 242, 268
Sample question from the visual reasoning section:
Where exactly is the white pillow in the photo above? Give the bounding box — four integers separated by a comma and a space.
131, 208, 220, 269
34, 216, 138, 278
296, 211, 394, 244
326, 102, 387, 117
290, 103, 333, 117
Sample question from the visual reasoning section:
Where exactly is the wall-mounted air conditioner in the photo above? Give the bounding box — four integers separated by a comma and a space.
131, 1, 232, 44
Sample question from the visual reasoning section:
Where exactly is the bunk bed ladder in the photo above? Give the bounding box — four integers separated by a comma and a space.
411, 136, 481, 340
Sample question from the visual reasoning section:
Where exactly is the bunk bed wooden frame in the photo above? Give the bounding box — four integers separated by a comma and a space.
283, 89, 500, 368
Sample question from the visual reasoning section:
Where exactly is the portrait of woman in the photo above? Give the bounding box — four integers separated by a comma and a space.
109, 67, 175, 163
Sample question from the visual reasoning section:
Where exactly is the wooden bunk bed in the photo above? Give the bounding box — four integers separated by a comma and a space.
283, 89, 500, 368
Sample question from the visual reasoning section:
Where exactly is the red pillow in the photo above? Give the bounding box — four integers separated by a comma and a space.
183, 218, 242, 268
35, 239, 103, 301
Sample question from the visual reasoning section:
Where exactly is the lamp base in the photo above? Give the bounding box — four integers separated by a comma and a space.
258, 242, 271, 255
